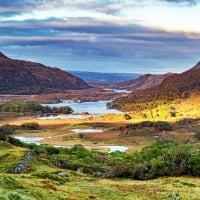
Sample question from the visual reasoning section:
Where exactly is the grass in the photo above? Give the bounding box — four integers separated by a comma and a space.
0, 95, 200, 199
0, 141, 27, 173
1, 139, 200, 199
0, 173, 200, 199
8, 117, 200, 155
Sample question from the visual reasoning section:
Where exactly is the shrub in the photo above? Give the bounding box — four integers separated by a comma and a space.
185, 149, 200, 176
51, 106, 73, 114
139, 121, 154, 127
7, 137, 25, 147
44, 145, 60, 155
127, 121, 172, 131
32, 146, 47, 157
21, 122, 40, 130
194, 131, 200, 140
0, 102, 44, 113
124, 114, 132, 120
153, 121, 172, 131
0, 124, 16, 135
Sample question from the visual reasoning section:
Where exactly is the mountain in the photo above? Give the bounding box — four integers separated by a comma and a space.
111, 73, 173, 91
0, 52, 90, 94
110, 62, 200, 110
192, 61, 200, 70
69, 71, 140, 83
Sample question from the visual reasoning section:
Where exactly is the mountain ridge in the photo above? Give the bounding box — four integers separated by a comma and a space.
110, 62, 200, 110
0, 52, 90, 94
111, 73, 173, 91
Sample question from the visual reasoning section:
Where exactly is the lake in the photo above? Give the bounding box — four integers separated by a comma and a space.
14, 136, 128, 153
42, 100, 122, 115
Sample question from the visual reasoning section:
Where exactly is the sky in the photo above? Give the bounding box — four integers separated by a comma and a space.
0, 0, 200, 74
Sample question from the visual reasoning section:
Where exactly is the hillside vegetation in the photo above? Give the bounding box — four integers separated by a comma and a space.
110, 62, 200, 113
1, 133, 200, 199
0, 52, 90, 94
0, 101, 74, 121
112, 73, 172, 91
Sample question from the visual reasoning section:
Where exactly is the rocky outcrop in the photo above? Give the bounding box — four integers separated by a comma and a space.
13, 152, 32, 173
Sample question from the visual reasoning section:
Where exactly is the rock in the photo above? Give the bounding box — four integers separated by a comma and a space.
13, 152, 32, 173
14, 164, 26, 173
95, 171, 103, 177
58, 172, 68, 177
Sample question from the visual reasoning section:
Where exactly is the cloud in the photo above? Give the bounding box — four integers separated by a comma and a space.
164, 0, 197, 6
1, 0, 200, 73
1, 17, 199, 63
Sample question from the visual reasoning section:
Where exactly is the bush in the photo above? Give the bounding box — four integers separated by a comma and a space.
126, 121, 172, 131
32, 146, 47, 156
185, 149, 200, 176
154, 121, 172, 131
21, 122, 40, 130
0, 102, 73, 115
0, 134, 24, 147
124, 114, 132, 120
44, 145, 60, 155
194, 131, 200, 140
51, 106, 73, 114
0, 124, 16, 134
7, 137, 25, 147
0, 102, 44, 113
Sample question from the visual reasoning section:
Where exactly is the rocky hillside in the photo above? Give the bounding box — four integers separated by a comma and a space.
0, 52, 90, 94
110, 62, 200, 110
112, 73, 172, 91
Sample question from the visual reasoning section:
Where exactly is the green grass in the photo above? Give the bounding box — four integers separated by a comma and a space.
1, 139, 200, 199
1, 172, 200, 200
0, 120, 197, 196
0, 141, 27, 173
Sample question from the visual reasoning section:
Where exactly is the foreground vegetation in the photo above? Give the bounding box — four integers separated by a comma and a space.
0, 100, 200, 199
1, 134, 199, 179
0, 136, 200, 199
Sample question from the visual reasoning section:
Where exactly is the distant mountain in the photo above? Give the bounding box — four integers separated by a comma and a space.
0, 52, 90, 94
110, 62, 200, 110
112, 73, 173, 91
69, 71, 141, 83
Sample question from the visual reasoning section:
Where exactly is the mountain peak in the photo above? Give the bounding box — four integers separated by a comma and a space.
0, 52, 90, 94
192, 61, 200, 70
0, 52, 9, 59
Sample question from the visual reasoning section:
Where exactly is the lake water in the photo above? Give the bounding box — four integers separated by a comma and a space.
42, 100, 122, 115
71, 129, 103, 133
37, 114, 89, 120
14, 136, 44, 145
113, 89, 132, 93
14, 136, 128, 153
104, 88, 132, 93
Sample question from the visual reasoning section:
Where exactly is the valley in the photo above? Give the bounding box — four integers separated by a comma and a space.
0, 53, 200, 200
1, 1, 200, 199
